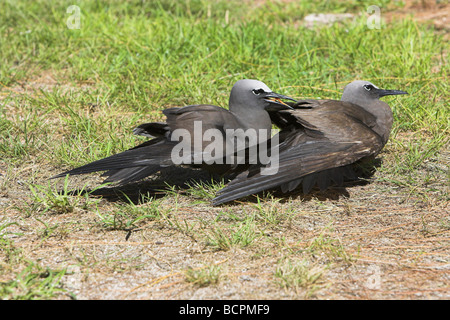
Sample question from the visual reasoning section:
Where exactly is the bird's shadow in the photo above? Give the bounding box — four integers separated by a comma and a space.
64, 158, 382, 206
66, 166, 221, 205
214, 177, 374, 207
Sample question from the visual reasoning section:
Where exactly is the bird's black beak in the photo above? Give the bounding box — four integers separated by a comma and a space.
377, 88, 409, 97
262, 92, 296, 111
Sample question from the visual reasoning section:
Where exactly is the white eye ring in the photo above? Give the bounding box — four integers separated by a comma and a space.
252, 88, 265, 95
363, 85, 372, 91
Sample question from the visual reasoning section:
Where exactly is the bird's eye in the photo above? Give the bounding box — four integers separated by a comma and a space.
363, 84, 374, 91
252, 88, 265, 95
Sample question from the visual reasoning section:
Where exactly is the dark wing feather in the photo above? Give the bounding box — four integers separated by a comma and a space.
212, 138, 379, 205
51, 104, 241, 183
133, 122, 169, 138
213, 100, 384, 205
50, 137, 177, 179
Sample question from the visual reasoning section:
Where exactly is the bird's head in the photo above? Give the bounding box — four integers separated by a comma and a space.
341, 80, 408, 104
229, 79, 296, 112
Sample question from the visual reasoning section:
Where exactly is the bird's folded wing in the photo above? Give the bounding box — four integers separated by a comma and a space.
163, 104, 240, 132
213, 138, 379, 205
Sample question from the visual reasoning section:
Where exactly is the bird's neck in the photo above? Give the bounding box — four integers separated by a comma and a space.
375, 101, 393, 145
230, 105, 273, 139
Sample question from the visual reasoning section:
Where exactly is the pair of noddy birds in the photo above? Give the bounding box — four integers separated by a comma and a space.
52, 79, 408, 205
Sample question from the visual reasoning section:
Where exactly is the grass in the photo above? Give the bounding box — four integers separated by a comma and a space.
201, 212, 257, 251
307, 228, 354, 263
0, 222, 71, 299
184, 178, 226, 201
96, 198, 163, 231
0, 0, 448, 300
184, 264, 223, 287
27, 176, 104, 215
253, 196, 295, 226
274, 258, 326, 297
0, 262, 69, 300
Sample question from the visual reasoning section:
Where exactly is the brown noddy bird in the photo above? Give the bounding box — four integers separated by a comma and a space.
212, 80, 408, 205
51, 79, 295, 185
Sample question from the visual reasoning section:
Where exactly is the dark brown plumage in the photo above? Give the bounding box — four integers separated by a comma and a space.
51, 79, 295, 185
213, 80, 408, 205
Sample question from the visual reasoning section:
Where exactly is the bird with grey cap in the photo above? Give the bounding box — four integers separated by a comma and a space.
52, 79, 295, 185
213, 80, 408, 205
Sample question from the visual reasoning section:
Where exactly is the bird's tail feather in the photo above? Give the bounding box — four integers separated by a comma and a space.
51, 139, 177, 181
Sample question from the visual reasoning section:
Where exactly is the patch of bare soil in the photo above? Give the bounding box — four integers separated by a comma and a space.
385, 0, 450, 32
